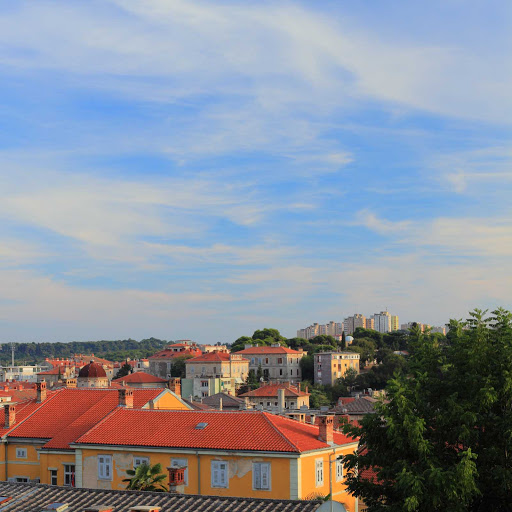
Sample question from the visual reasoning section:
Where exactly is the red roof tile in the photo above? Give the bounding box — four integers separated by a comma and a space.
237, 346, 304, 355
112, 372, 167, 384
8, 388, 163, 450
75, 410, 357, 453
0, 400, 44, 436
187, 352, 248, 363
149, 348, 202, 360
240, 383, 309, 398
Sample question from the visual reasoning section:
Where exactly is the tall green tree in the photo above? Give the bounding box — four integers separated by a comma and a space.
342, 308, 512, 512
122, 462, 168, 492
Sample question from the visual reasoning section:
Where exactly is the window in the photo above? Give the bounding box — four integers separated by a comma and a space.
171, 458, 188, 485
279, 369, 283, 376
98, 455, 113, 480
336, 458, 344, 482
50, 469, 58, 485
15, 477, 29, 483
64, 464, 75, 487
189, 366, 194, 374
265, 358, 269, 364
16, 448, 27, 459
211, 460, 228, 488
315, 459, 324, 487
253, 462, 271, 490
202, 366, 206, 374
277, 358, 283, 364
133, 457, 149, 468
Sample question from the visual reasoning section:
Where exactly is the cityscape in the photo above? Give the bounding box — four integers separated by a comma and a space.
0, 1, 510, 512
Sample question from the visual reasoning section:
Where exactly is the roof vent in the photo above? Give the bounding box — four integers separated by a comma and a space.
195, 422, 208, 430
42, 504, 69, 512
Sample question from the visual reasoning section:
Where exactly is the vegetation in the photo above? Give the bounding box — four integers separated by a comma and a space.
114, 362, 133, 380
169, 355, 193, 378
1, 337, 168, 365
341, 308, 512, 512
123, 462, 168, 492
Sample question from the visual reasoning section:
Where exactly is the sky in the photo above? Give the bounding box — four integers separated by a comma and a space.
0, 0, 511, 343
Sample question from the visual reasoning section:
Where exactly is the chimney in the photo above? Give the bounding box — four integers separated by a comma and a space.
278, 387, 285, 414
119, 388, 134, 408
18, 384, 23, 391
318, 415, 334, 444
167, 466, 186, 494
4, 404, 15, 428
219, 397, 223, 411
37, 380, 47, 403
168, 378, 181, 397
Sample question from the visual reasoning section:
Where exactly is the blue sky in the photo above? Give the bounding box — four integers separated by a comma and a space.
1, 0, 511, 343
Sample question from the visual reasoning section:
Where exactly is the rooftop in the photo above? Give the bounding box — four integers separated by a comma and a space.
112, 372, 167, 384
75, 409, 356, 453
239, 383, 309, 398
187, 352, 247, 363
237, 346, 304, 355
0, 482, 322, 512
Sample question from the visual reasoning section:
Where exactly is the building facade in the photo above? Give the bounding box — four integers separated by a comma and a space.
390, 315, 399, 331
314, 352, 360, 386
236, 346, 306, 384
343, 315, 366, 335
373, 311, 392, 333
297, 322, 343, 340
148, 342, 202, 380
240, 384, 310, 411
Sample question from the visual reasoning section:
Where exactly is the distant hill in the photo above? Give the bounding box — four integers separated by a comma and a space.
0, 338, 168, 366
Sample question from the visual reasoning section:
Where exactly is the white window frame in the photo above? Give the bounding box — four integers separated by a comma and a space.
98, 455, 113, 480
63, 464, 75, 487
14, 477, 29, 483
252, 462, 271, 491
16, 448, 27, 459
211, 460, 228, 488
133, 456, 149, 468
171, 458, 189, 485
50, 469, 58, 486
315, 459, 324, 487
335, 458, 344, 482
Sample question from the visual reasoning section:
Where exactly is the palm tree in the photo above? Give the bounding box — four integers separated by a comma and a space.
123, 462, 168, 492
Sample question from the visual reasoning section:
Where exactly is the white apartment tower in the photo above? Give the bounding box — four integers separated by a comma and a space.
373, 311, 392, 333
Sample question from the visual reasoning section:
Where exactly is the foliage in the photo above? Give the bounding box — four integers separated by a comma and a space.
341, 331, 347, 350
305, 382, 331, 409
114, 362, 133, 380
299, 355, 314, 382
230, 328, 286, 352
346, 338, 377, 367
1, 338, 168, 366
122, 462, 168, 492
309, 334, 337, 346
341, 308, 512, 512
353, 328, 383, 345
170, 355, 193, 378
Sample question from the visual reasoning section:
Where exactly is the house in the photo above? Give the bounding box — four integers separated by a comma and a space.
1, 383, 191, 486
71, 409, 358, 509
239, 383, 310, 411
201, 392, 247, 411
112, 372, 168, 389
313, 352, 360, 386
0, 481, 322, 512
148, 343, 202, 380
183, 352, 249, 398
235, 345, 306, 384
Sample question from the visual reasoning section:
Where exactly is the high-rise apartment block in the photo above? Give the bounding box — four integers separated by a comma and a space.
343, 314, 366, 335
401, 322, 431, 332
297, 321, 343, 340
365, 317, 374, 330
373, 311, 392, 333
391, 315, 400, 331
431, 326, 446, 335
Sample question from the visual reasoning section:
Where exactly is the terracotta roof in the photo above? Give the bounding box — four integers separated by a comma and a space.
240, 384, 309, 398
187, 352, 247, 363
112, 371, 167, 384
237, 346, 304, 355
7, 388, 163, 450
0, 482, 323, 512
0, 400, 43, 437
75, 409, 356, 453
37, 366, 69, 376
149, 348, 202, 359
78, 361, 107, 378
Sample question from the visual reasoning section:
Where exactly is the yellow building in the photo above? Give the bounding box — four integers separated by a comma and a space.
314, 351, 360, 386
391, 315, 399, 331
1, 383, 190, 486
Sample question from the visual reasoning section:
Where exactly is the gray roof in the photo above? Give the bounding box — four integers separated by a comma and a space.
338, 397, 378, 415
201, 392, 244, 409
0, 482, 322, 512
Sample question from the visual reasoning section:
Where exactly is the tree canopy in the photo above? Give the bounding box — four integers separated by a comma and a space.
342, 308, 512, 512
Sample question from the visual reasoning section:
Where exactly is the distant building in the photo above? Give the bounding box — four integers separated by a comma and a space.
297, 321, 343, 339
431, 326, 446, 335
240, 383, 310, 411
344, 314, 366, 335
201, 343, 228, 353
112, 371, 168, 389
391, 315, 400, 331
148, 342, 202, 379
236, 345, 306, 384
0, 364, 50, 383
373, 311, 392, 333
401, 322, 430, 332
314, 351, 360, 386
365, 317, 374, 330
77, 361, 109, 388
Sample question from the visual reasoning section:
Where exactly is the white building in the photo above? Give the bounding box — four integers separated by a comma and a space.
373, 311, 392, 333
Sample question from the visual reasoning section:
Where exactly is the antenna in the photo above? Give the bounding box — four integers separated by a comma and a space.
11, 342, 15, 367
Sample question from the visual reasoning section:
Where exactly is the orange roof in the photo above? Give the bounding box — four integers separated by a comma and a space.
187, 352, 247, 363
239, 383, 309, 398
149, 348, 202, 360
0, 400, 44, 437
112, 372, 167, 384
75, 410, 356, 453
7, 388, 163, 450
237, 346, 304, 355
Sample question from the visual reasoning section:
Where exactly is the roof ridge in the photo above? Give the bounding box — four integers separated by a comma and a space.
260, 412, 301, 453
72, 406, 122, 444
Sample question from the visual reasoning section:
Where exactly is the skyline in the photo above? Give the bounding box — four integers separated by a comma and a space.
1, 1, 511, 343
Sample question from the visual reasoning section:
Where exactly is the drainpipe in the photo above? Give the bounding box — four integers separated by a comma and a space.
196, 451, 201, 494
329, 449, 335, 512
4, 439, 8, 481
